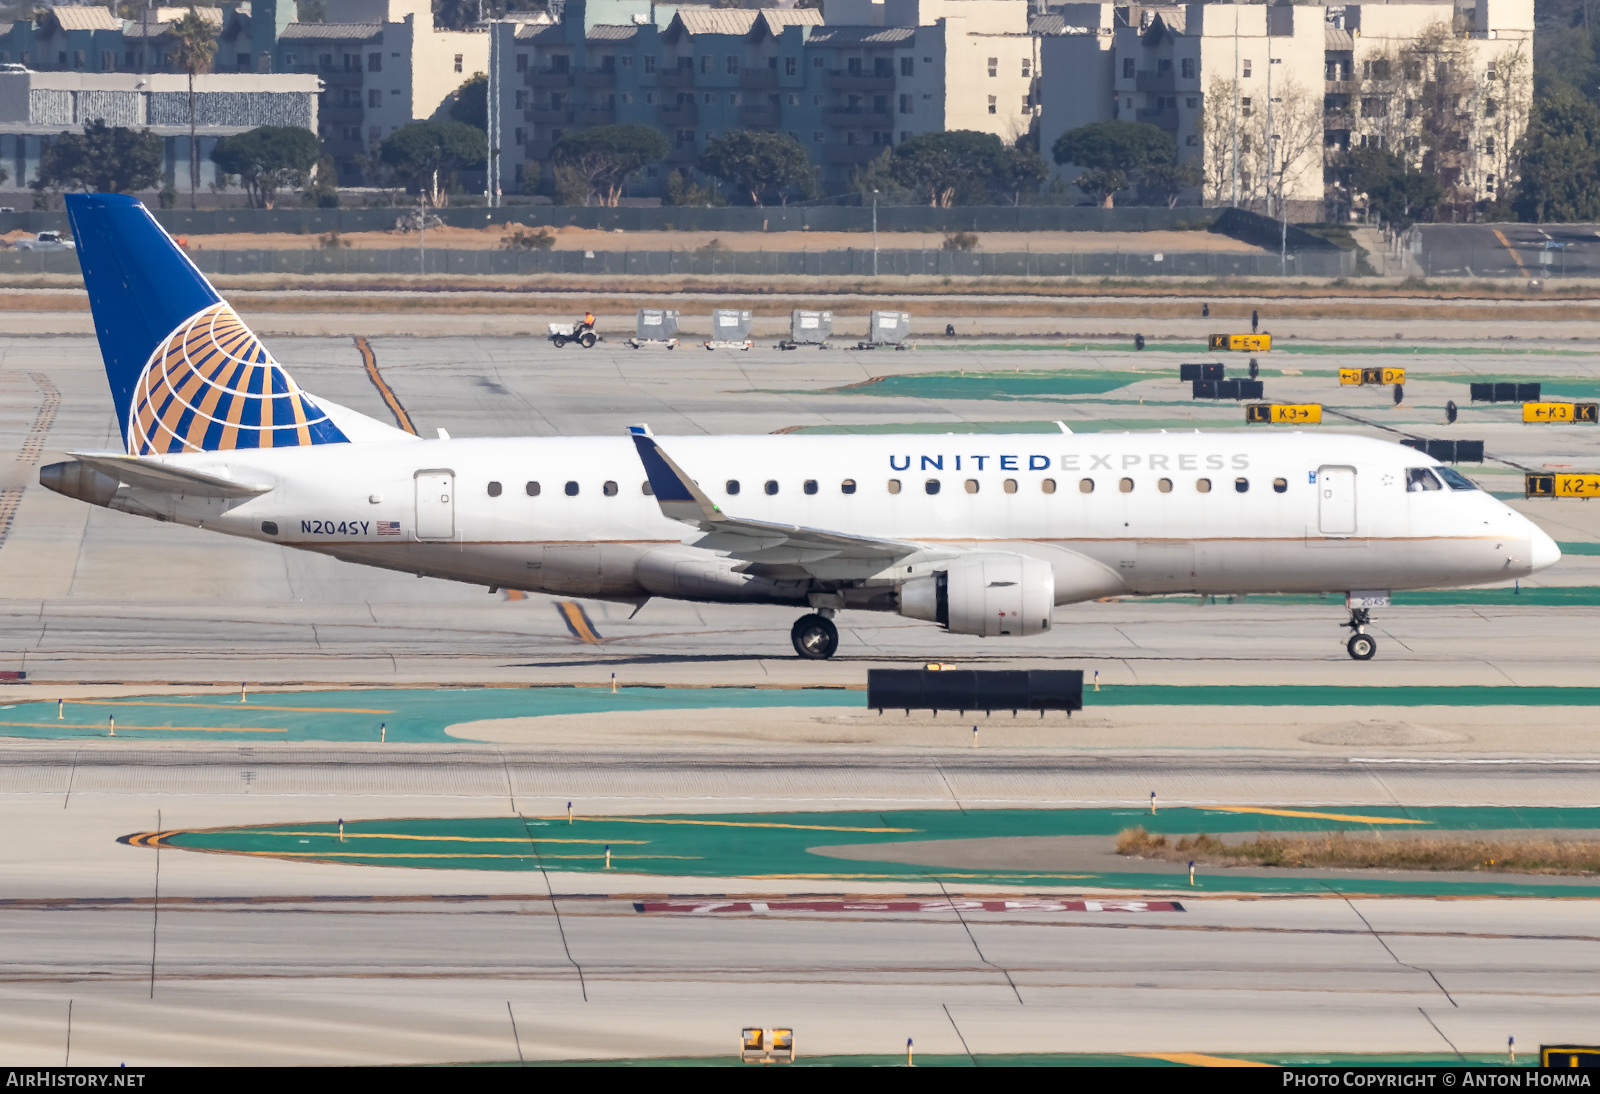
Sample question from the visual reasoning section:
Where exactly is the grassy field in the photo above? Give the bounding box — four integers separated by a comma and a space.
1117, 827, 1600, 875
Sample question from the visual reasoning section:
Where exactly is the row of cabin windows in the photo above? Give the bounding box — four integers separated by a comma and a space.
487, 476, 1290, 498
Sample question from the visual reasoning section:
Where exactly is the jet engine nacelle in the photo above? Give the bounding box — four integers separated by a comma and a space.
898, 553, 1054, 637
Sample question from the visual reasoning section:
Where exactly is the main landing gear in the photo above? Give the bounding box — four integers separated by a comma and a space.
791, 611, 839, 660
1344, 608, 1377, 661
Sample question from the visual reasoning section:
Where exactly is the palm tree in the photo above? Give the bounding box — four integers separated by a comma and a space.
170, 8, 217, 209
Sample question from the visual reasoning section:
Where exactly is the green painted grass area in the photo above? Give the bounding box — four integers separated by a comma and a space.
827, 371, 1153, 401
10, 672, 1600, 744
916, 342, 1591, 358
1088, 683, 1600, 706
0, 687, 858, 744
149, 806, 1600, 897
1156, 586, 1600, 607
1559, 542, 1600, 555
806, 368, 1597, 406
787, 419, 1235, 435
501, 1052, 1527, 1067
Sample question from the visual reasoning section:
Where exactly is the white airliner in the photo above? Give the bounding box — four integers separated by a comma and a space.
41, 194, 1560, 661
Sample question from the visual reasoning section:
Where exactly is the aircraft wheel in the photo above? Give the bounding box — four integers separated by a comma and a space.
1347, 633, 1377, 661
791, 614, 839, 660
579, 331, 597, 349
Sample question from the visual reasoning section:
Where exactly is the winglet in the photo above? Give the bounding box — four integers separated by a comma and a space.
629, 431, 722, 526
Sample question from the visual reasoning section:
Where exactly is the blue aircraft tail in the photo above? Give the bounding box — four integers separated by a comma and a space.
65, 193, 348, 455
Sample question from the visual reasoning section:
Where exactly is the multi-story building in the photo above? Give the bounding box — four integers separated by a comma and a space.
2, 0, 491, 185
1039, 1, 1533, 218
490, 0, 1042, 197
274, 0, 491, 183
0, 67, 319, 194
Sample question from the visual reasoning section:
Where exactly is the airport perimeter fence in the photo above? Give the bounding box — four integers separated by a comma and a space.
1416, 249, 1599, 278
0, 203, 1223, 236
0, 246, 1354, 278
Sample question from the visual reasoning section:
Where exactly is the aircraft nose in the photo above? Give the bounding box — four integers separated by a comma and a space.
1530, 526, 1562, 572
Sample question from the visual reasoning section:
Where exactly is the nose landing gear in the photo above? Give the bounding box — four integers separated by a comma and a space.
791, 612, 839, 660
1344, 608, 1377, 660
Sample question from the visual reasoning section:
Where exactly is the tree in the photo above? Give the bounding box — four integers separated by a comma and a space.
34, 120, 163, 194
1139, 161, 1201, 208
1072, 168, 1126, 207
1052, 120, 1175, 207
380, 120, 488, 206
993, 144, 1048, 206
1253, 75, 1323, 221
1509, 85, 1600, 222
889, 130, 1007, 207
210, 125, 319, 208
170, 8, 218, 210
1343, 146, 1443, 228
1200, 75, 1241, 206
697, 131, 818, 205
549, 125, 668, 206
449, 72, 487, 131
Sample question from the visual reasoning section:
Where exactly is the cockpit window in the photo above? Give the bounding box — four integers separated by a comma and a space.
1434, 466, 1478, 491
1405, 468, 1444, 492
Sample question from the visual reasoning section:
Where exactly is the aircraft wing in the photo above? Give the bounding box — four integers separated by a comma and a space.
69, 451, 273, 499
628, 429, 931, 569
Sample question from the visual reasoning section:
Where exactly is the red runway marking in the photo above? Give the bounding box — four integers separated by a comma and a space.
633, 899, 1185, 914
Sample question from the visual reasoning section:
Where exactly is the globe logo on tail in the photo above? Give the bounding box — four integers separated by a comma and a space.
129, 302, 348, 455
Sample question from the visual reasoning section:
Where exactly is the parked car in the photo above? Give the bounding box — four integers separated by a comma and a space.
13, 231, 75, 252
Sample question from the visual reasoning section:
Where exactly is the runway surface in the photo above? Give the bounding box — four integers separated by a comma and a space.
0, 324, 1597, 1063
3, 742, 1600, 1064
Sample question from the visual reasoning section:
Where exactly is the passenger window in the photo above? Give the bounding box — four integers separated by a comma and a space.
804, 479, 818, 495
1235, 477, 1250, 493
726, 479, 740, 495
641, 481, 653, 496
487, 481, 502, 497
1196, 478, 1211, 493
1405, 468, 1443, 492
564, 481, 579, 496
1435, 466, 1478, 491
1119, 477, 1134, 493
925, 479, 940, 495
888, 478, 901, 494
1079, 478, 1094, 493
765, 480, 779, 495
1157, 478, 1172, 493
1003, 478, 1018, 494
603, 480, 618, 497
1272, 477, 1287, 493
1041, 478, 1056, 494
526, 481, 540, 496
841, 478, 857, 494
964, 479, 979, 494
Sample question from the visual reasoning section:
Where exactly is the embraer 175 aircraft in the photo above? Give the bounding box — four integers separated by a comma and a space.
41, 194, 1560, 661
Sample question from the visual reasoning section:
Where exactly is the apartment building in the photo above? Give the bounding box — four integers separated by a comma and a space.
0, 67, 319, 192
1040, 1, 1533, 218
490, 0, 1042, 196
272, 0, 490, 183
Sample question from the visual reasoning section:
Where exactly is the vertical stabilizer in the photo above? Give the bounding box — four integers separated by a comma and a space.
65, 193, 348, 455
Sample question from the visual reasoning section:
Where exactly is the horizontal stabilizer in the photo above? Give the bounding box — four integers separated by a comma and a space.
67, 452, 273, 498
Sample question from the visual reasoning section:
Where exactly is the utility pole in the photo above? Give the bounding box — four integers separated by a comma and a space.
872, 189, 879, 276
487, 20, 498, 207
418, 193, 426, 273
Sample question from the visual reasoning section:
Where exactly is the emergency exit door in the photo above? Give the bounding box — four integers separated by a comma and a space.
414, 470, 455, 539
1317, 465, 1357, 535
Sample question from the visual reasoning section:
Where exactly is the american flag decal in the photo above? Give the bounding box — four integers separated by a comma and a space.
376, 521, 401, 536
